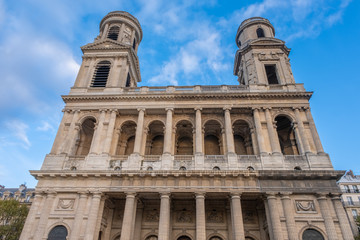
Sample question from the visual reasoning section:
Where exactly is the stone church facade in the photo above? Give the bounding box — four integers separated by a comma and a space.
20, 11, 354, 240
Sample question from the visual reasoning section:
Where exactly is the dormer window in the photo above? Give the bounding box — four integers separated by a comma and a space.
265, 64, 279, 84
91, 61, 111, 87
107, 26, 120, 41
256, 28, 265, 38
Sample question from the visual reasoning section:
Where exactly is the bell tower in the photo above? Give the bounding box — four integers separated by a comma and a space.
234, 17, 295, 87
71, 11, 142, 93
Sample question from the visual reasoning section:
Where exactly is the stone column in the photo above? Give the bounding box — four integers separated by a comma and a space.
84, 192, 102, 240
253, 108, 267, 154
101, 23, 110, 40
83, 58, 96, 88
280, 193, 297, 240
250, 127, 259, 155
195, 108, 203, 154
110, 128, 121, 155
19, 193, 43, 240
103, 109, 118, 153
265, 108, 281, 154
332, 195, 354, 240
120, 193, 137, 240
196, 193, 206, 240
33, 191, 57, 240
317, 194, 338, 240
294, 108, 311, 153
305, 107, 324, 154
266, 193, 283, 240
163, 108, 174, 154
70, 192, 88, 240
158, 192, 171, 240
292, 122, 305, 155
90, 109, 106, 154
224, 107, 235, 154
60, 110, 80, 154
133, 108, 145, 154
51, 109, 69, 154
230, 193, 245, 240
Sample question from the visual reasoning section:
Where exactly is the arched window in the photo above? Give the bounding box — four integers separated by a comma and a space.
233, 120, 253, 155
175, 120, 193, 155
204, 120, 223, 155
75, 118, 96, 156
275, 116, 299, 155
177, 236, 191, 240
209, 237, 223, 240
91, 61, 111, 87
48, 225, 68, 240
256, 28, 265, 38
213, 166, 220, 171
116, 121, 136, 155
302, 229, 324, 240
107, 26, 120, 40
145, 121, 165, 155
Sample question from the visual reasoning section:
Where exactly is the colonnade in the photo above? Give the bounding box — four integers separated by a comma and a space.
53, 106, 324, 157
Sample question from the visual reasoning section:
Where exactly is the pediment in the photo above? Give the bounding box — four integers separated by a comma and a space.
81, 40, 130, 51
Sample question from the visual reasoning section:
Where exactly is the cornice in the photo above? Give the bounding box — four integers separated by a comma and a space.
62, 91, 313, 103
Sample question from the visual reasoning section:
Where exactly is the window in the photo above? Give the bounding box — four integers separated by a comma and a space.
265, 65, 279, 84
91, 61, 111, 87
126, 73, 131, 87
302, 229, 324, 240
48, 225, 68, 240
132, 39, 136, 50
353, 185, 359, 193
352, 209, 358, 218
347, 196, 354, 205
256, 28, 265, 38
345, 185, 350, 193
107, 26, 120, 41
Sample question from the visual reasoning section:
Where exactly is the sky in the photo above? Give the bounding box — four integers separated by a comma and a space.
0, 0, 359, 188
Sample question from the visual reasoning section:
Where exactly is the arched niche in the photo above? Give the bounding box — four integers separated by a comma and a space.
116, 121, 136, 155
232, 119, 253, 155
275, 115, 299, 155
175, 120, 193, 155
177, 236, 192, 240
145, 120, 165, 155
75, 117, 96, 156
204, 120, 223, 155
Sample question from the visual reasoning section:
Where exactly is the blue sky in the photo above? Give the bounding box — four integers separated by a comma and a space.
0, 0, 359, 188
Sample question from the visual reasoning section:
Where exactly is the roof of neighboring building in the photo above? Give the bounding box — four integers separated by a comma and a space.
338, 170, 360, 183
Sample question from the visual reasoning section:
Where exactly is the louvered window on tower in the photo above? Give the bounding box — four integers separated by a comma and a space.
107, 26, 120, 40
91, 61, 111, 87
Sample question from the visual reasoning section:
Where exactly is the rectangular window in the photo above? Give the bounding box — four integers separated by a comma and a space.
352, 209, 358, 218
345, 185, 350, 193
347, 196, 354, 205
265, 65, 279, 84
353, 185, 359, 193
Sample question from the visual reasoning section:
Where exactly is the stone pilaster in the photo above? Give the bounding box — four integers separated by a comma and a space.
196, 192, 206, 240
163, 108, 174, 154
266, 193, 283, 240
250, 127, 259, 155
230, 193, 245, 240
70, 192, 89, 240
332, 195, 354, 240
120, 192, 137, 240
224, 107, 235, 154
294, 108, 311, 153
158, 192, 171, 240
19, 193, 43, 240
195, 107, 203, 154
253, 108, 267, 154
90, 109, 106, 154
280, 193, 297, 240
305, 107, 325, 154
33, 191, 57, 240
60, 110, 80, 154
133, 108, 145, 154
102, 109, 118, 153
317, 194, 338, 240
265, 108, 281, 154
84, 192, 102, 240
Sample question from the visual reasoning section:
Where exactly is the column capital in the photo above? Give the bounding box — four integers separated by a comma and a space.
78, 191, 89, 198
252, 107, 261, 112
125, 192, 137, 198
331, 195, 342, 201
230, 192, 242, 199
99, 108, 107, 113
223, 106, 232, 112
316, 193, 328, 200
165, 107, 174, 112
159, 192, 171, 198
195, 192, 206, 198
292, 107, 301, 111
137, 108, 146, 113
110, 109, 118, 114
194, 107, 202, 111
265, 192, 278, 199
264, 107, 272, 111
280, 192, 292, 199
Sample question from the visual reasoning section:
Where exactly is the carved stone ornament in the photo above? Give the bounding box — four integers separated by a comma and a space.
207, 210, 224, 223
295, 200, 316, 213
145, 210, 160, 222
243, 210, 256, 223
176, 210, 193, 223
57, 198, 75, 210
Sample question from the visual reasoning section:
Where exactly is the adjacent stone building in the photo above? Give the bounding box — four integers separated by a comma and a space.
20, 12, 353, 240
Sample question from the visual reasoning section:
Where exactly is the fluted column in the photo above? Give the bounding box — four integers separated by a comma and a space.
305, 107, 324, 154
158, 192, 171, 240
90, 109, 106, 154
19, 193, 43, 240
70, 192, 88, 240
266, 193, 283, 240
120, 193, 137, 240
224, 107, 235, 154
280, 193, 297, 240
253, 108, 267, 154
103, 109, 118, 153
294, 108, 311, 153
133, 108, 145, 154
84, 192, 102, 240
265, 108, 281, 154
317, 194, 338, 240
163, 108, 174, 154
196, 193, 206, 240
230, 193, 245, 240
195, 108, 203, 154
60, 110, 80, 154
332, 195, 354, 240
33, 191, 57, 240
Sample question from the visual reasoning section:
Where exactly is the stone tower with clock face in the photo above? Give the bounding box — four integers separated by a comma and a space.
20, 12, 354, 240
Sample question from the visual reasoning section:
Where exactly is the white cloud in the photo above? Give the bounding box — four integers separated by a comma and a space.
5, 120, 31, 148
37, 121, 54, 132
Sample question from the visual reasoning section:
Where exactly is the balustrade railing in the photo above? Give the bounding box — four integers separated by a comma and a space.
174, 155, 193, 161
143, 155, 161, 161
